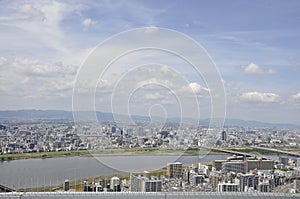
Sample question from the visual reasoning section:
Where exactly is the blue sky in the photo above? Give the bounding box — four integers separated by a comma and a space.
0, 0, 300, 124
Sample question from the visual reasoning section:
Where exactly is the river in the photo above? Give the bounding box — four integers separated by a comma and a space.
0, 154, 230, 189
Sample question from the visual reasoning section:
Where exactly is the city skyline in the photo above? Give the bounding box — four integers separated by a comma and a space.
0, 0, 300, 125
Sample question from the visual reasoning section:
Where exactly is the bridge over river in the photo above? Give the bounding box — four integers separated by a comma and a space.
0, 184, 15, 192
251, 146, 300, 158
201, 146, 300, 159
200, 147, 269, 159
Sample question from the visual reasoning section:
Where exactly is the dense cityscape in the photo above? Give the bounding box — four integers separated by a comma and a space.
0, 118, 300, 195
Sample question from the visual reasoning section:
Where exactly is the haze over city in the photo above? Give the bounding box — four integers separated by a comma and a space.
0, 1, 300, 123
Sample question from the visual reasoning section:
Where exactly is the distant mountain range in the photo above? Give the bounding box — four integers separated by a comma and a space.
0, 109, 299, 129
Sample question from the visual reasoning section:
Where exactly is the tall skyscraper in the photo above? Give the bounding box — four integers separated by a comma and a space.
221, 131, 227, 141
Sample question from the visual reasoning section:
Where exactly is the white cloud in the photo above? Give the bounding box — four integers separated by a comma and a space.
188, 82, 209, 94
0, 56, 77, 98
240, 91, 281, 103
16, 2, 68, 51
290, 93, 300, 109
81, 18, 97, 30
144, 92, 164, 100
141, 92, 176, 105
291, 93, 300, 100
0, 1, 90, 65
242, 63, 275, 74
19, 4, 45, 21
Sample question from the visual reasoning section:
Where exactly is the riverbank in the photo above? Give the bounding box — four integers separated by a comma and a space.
2, 146, 296, 162
0, 150, 91, 161
221, 146, 300, 156
0, 147, 226, 161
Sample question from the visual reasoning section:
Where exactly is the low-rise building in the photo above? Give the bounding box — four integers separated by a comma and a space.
217, 182, 239, 192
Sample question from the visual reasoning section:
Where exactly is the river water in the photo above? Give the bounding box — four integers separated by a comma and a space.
0, 154, 230, 189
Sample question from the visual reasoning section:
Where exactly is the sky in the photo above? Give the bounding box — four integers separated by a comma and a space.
0, 0, 300, 124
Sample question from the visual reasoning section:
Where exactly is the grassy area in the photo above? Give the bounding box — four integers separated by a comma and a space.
0, 147, 227, 161
121, 147, 226, 156
222, 147, 281, 155
0, 150, 91, 161
277, 147, 300, 153
183, 147, 227, 156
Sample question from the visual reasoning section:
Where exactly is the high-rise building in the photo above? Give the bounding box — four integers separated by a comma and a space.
130, 174, 162, 192
167, 162, 183, 179
297, 158, 300, 168
210, 171, 222, 190
110, 177, 120, 187
83, 180, 92, 192
294, 180, 300, 193
279, 157, 289, 166
246, 159, 260, 172
258, 182, 270, 192
183, 167, 191, 183
245, 158, 274, 172
93, 182, 102, 192
221, 131, 227, 141
102, 178, 109, 189
142, 178, 162, 192
253, 175, 259, 190
213, 160, 225, 171
137, 127, 144, 136
222, 161, 246, 174
240, 174, 256, 192
261, 160, 274, 170
130, 174, 142, 192
64, 179, 70, 191
110, 176, 121, 192
191, 175, 205, 186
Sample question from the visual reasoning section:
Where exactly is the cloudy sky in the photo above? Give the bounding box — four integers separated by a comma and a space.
0, 0, 300, 124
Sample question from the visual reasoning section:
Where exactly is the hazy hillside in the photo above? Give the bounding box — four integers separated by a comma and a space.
0, 110, 299, 129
